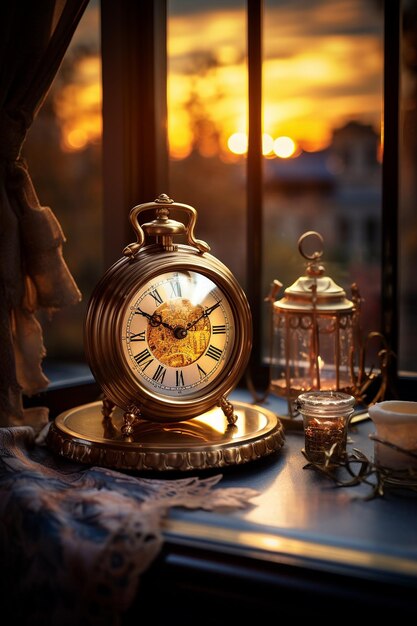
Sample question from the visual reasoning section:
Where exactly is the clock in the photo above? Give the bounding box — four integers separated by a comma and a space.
46, 193, 285, 471
84, 193, 252, 434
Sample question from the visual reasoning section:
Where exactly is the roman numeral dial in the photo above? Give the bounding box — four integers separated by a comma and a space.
83, 195, 254, 426
122, 269, 236, 398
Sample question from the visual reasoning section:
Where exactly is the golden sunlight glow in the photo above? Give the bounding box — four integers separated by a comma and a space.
273, 136, 297, 158
228, 132, 248, 155
262, 133, 274, 155
168, 108, 193, 159
54, 56, 102, 152
167, 2, 383, 159
65, 128, 88, 151
54, 2, 383, 158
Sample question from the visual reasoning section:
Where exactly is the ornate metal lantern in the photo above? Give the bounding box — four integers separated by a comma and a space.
267, 231, 388, 416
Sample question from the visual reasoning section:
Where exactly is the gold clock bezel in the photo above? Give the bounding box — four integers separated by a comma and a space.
84, 244, 252, 422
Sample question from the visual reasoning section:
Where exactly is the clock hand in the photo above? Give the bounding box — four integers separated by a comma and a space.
186, 300, 222, 330
135, 307, 157, 324
135, 301, 222, 340
135, 307, 176, 331
135, 307, 152, 320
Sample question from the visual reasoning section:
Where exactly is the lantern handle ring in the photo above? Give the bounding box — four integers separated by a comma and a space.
298, 231, 324, 261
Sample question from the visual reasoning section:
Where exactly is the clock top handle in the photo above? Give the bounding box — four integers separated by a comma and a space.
123, 193, 211, 257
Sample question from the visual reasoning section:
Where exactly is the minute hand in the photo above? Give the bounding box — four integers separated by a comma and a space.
187, 300, 222, 330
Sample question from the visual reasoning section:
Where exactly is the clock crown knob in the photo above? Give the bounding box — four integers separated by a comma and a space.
143, 205, 187, 251
123, 194, 210, 257
155, 193, 173, 204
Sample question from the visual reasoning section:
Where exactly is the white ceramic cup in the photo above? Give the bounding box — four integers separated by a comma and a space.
368, 400, 417, 470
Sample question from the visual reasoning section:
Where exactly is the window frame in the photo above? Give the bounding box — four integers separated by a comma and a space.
101, 0, 168, 267
100, 0, 415, 399
27, 0, 413, 418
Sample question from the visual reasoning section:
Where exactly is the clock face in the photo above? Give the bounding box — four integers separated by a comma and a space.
121, 270, 236, 398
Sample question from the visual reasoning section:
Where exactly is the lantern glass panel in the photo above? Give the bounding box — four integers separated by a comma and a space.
316, 314, 353, 390
270, 310, 355, 399
270, 312, 315, 397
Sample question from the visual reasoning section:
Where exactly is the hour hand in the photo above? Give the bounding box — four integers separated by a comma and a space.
135, 307, 175, 331
135, 306, 155, 322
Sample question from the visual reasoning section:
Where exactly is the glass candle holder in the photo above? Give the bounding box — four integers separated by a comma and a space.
296, 390, 356, 464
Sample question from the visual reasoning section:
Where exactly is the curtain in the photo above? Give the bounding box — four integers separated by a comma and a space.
0, 1, 89, 429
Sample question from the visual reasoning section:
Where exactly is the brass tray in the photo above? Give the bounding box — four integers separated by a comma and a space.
47, 400, 285, 472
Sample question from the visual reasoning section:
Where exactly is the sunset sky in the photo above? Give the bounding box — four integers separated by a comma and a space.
168, 0, 383, 157
57, 0, 384, 158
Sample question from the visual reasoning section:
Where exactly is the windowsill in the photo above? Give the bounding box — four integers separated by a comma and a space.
41, 360, 95, 389
125, 388, 417, 621
18, 379, 417, 620
23, 360, 100, 419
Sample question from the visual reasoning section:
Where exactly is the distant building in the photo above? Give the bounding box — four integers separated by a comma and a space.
264, 119, 381, 263
329, 120, 381, 187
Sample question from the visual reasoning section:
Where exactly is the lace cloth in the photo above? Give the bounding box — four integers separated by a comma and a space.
0, 424, 259, 625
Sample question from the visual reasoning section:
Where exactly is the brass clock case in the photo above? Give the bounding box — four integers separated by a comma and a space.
84, 242, 252, 423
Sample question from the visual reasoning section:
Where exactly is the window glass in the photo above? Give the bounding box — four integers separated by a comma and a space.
167, 0, 247, 289
263, 0, 384, 363
168, 0, 384, 369
23, 1, 103, 373
22, 1, 415, 386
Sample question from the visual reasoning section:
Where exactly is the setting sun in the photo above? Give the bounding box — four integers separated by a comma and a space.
227, 132, 298, 158
228, 132, 248, 155
273, 136, 297, 158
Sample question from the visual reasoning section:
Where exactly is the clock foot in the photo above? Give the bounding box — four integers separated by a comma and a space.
101, 396, 115, 419
122, 405, 142, 436
100, 397, 118, 438
218, 395, 238, 426
102, 416, 118, 439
